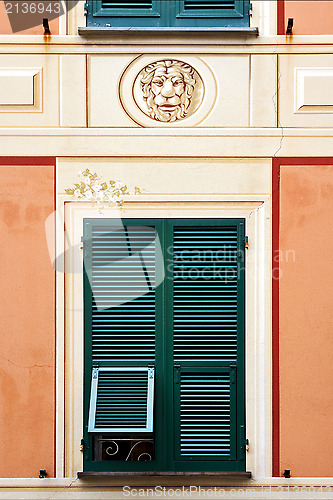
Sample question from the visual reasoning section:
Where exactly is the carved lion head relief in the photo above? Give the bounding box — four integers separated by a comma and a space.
134, 59, 204, 123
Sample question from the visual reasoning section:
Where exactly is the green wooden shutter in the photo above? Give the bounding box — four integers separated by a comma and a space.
84, 220, 163, 471
86, 0, 250, 27
86, 0, 165, 28
167, 220, 245, 471
84, 218, 245, 473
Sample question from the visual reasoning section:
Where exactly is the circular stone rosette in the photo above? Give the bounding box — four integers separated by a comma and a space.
119, 55, 217, 127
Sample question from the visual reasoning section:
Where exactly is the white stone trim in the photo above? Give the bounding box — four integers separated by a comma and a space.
59, 195, 271, 479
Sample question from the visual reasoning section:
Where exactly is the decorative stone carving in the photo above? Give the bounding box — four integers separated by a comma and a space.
134, 59, 204, 123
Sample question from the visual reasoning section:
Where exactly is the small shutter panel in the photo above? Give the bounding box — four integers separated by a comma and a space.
175, 370, 236, 458
88, 367, 155, 433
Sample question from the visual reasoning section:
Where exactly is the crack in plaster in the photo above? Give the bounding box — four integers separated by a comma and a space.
0, 355, 53, 370
272, 52, 284, 157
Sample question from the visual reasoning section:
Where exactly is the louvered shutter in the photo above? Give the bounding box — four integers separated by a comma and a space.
87, 223, 157, 363
83, 218, 245, 472
169, 221, 245, 467
86, 0, 164, 28
86, 0, 250, 27
174, 0, 250, 27
88, 367, 155, 432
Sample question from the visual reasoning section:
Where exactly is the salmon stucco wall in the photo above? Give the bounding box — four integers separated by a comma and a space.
284, 1, 333, 35
279, 165, 333, 477
0, 1, 59, 34
0, 165, 55, 478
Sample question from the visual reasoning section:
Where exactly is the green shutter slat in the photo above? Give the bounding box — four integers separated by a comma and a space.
172, 226, 239, 362
184, 0, 236, 9
101, 0, 153, 8
179, 373, 231, 456
89, 225, 156, 362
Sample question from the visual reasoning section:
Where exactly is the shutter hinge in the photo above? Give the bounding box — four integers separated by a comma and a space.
80, 236, 84, 250
92, 366, 99, 379
248, 2, 253, 14
239, 425, 248, 460
230, 362, 237, 384
244, 236, 249, 250
148, 365, 155, 379
80, 439, 85, 452
84, 3, 88, 15
174, 364, 181, 384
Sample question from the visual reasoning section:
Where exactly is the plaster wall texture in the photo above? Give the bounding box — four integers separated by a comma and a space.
0, 1, 59, 35
0, 165, 55, 478
279, 165, 333, 477
285, 1, 333, 35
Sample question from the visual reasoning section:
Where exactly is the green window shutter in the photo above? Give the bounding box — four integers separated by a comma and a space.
84, 218, 245, 473
88, 367, 155, 433
167, 221, 245, 470
86, 0, 165, 28
86, 0, 250, 27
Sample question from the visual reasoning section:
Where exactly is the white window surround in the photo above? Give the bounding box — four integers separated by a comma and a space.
56, 194, 272, 480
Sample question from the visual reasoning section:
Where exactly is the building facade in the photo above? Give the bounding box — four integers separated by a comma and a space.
1, 0, 333, 497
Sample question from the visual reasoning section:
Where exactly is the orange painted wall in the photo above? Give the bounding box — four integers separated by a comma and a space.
279, 165, 333, 477
0, 165, 55, 478
0, 1, 59, 34
285, 1, 333, 35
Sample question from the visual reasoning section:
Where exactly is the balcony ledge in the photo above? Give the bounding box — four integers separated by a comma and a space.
78, 471, 252, 478
78, 27, 259, 36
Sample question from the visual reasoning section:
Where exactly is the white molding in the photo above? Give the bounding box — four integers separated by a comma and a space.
60, 196, 271, 479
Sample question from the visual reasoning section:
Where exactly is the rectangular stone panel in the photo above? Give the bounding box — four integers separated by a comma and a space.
0, 68, 40, 107
279, 55, 333, 127
0, 55, 58, 126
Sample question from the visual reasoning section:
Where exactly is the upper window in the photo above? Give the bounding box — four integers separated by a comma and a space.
85, 0, 251, 28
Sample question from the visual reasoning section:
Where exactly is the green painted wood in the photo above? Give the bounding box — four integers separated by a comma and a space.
83, 219, 164, 472
86, 0, 250, 27
167, 219, 245, 471
86, 0, 164, 28
83, 218, 245, 472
